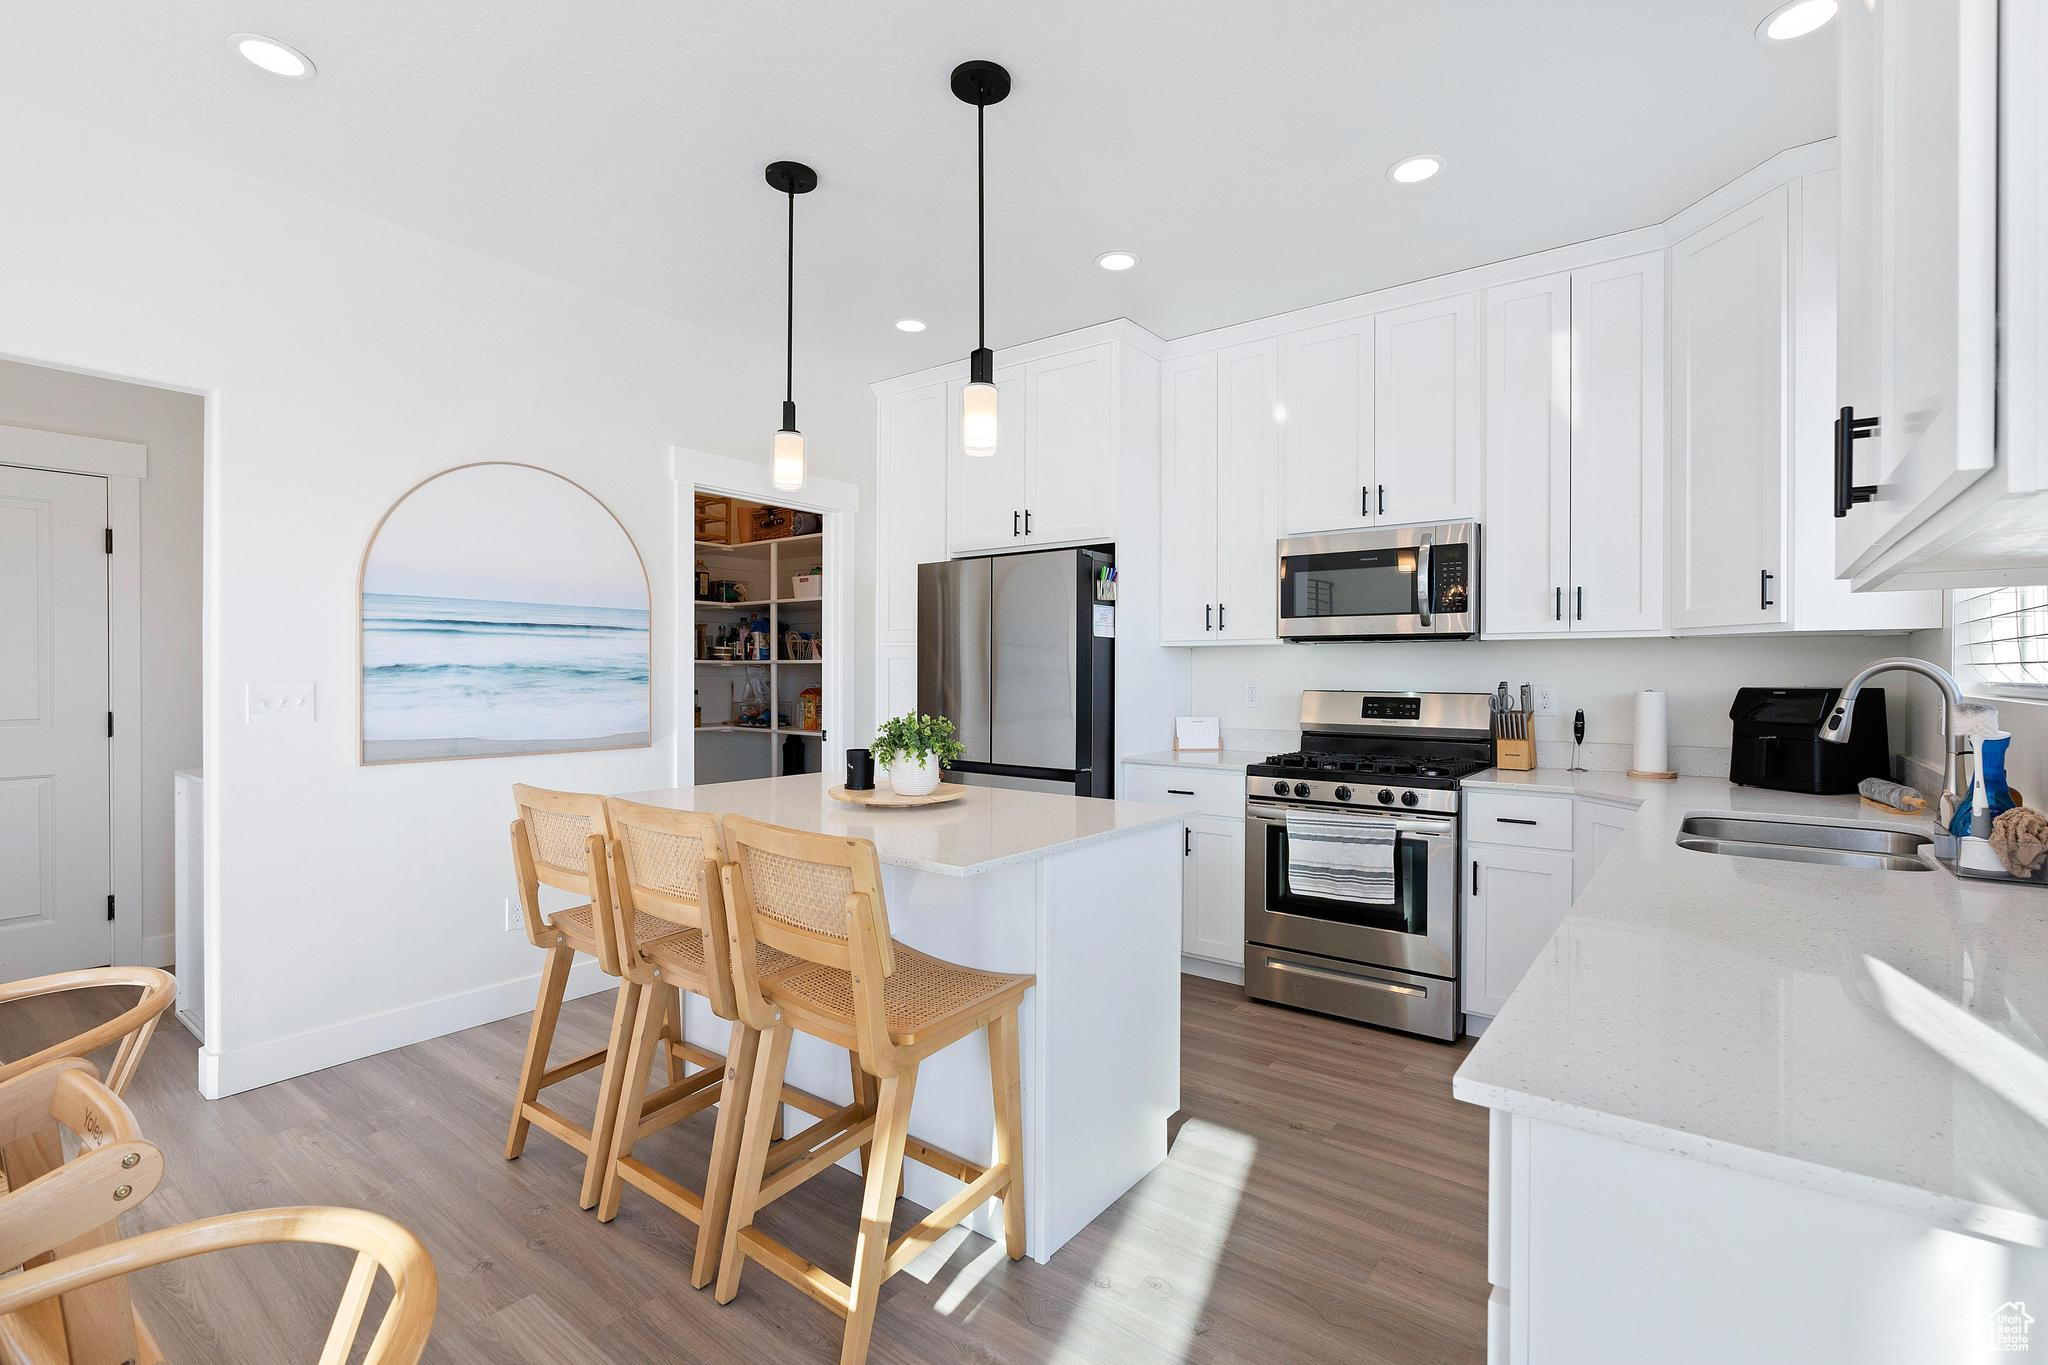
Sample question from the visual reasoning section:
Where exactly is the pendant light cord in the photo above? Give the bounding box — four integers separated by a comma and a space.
785, 187, 795, 406
977, 97, 986, 351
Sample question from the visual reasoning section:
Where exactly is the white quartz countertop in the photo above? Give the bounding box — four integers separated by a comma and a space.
1122, 749, 1268, 772
1453, 768, 2048, 1246
613, 774, 1187, 878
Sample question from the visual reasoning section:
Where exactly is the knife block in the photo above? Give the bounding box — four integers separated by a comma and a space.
1495, 737, 1536, 771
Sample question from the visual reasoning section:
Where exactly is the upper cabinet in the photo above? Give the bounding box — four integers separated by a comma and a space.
945, 365, 1027, 555
947, 345, 1120, 556
1482, 254, 1666, 638
1159, 341, 1281, 644
1835, 0, 2048, 589
1278, 296, 1480, 535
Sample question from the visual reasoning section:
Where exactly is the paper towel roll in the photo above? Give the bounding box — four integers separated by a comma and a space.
1632, 690, 1670, 775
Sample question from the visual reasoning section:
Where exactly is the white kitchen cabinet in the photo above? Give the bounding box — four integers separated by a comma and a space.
1670, 186, 1791, 632
1572, 798, 1635, 900
945, 365, 1027, 555
875, 382, 952, 643
1463, 841, 1575, 1020
1159, 341, 1281, 644
1183, 814, 1245, 966
1279, 317, 1373, 534
1023, 348, 1115, 545
1482, 255, 1665, 639
1374, 294, 1480, 527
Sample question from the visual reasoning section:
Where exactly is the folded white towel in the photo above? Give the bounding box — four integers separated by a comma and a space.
1284, 810, 1395, 904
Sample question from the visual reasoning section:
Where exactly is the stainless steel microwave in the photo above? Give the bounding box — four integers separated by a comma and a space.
1276, 522, 1478, 641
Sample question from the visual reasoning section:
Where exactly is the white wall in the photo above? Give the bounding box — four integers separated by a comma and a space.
1903, 617, 2048, 804
1192, 634, 1921, 768
0, 359, 202, 968
0, 94, 855, 1095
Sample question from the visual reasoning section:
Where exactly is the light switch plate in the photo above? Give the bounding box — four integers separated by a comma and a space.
1530, 683, 1559, 716
1244, 682, 1263, 709
245, 681, 317, 724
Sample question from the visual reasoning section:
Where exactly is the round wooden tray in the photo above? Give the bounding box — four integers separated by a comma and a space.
827, 782, 966, 808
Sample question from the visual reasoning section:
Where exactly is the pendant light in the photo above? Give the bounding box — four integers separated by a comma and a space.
765, 160, 818, 492
952, 60, 1011, 458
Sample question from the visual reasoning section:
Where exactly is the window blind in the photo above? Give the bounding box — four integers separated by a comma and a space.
1956, 585, 2048, 688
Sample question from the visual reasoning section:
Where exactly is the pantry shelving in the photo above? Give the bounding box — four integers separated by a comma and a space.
691, 503, 827, 783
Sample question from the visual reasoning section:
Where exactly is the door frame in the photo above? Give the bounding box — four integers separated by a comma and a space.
0, 423, 149, 968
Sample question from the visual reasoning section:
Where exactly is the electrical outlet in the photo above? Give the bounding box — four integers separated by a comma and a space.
1530, 683, 1559, 716
1244, 682, 1263, 708
245, 681, 317, 724
505, 895, 523, 933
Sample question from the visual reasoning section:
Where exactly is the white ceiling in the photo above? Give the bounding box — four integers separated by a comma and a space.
1, 1, 1833, 459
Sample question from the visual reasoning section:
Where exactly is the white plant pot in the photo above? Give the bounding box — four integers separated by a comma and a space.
887, 755, 941, 797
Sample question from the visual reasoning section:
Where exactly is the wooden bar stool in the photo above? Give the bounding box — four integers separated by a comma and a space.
711, 816, 1033, 1365
505, 783, 667, 1210
0, 966, 176, 1096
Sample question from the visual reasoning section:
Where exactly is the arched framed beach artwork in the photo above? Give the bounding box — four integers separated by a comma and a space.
359, 463, 652, 765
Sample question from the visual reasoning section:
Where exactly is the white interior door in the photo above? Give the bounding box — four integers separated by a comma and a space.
0, 465, 111, 975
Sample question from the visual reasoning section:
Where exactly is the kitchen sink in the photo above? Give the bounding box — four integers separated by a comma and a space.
1675, 815, 1935, 872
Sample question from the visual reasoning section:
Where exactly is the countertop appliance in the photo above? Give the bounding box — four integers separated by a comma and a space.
917, 546, 1115, 798
1730, 686, 1889, 795
1275, 521, 1477, 641
1243, 689, 1495, 1041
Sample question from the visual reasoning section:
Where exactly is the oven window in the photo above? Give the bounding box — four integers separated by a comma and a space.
1261, 822, 1428, 935
1280, 548, 1420, 620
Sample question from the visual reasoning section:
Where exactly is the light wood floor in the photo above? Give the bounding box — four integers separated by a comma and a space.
1, 977, 1487, 1364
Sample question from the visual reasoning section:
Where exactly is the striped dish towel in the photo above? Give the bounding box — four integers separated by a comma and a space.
1284, 810, 1395, 904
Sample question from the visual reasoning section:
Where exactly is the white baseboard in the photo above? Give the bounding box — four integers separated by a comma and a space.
142, 933, 175, 969
196, 957, 612, 1100
1463, 1012, 1491, 1038
1181, 954, 1245, 986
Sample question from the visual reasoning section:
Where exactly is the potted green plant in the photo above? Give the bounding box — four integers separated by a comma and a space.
869, 712, 965, 797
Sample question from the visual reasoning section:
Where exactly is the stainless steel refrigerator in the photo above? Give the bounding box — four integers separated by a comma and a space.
917, 547, 1115, 797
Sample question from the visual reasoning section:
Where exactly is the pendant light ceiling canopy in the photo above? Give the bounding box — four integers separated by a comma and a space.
953, 60, 1010, 459
765, 159, 817, 492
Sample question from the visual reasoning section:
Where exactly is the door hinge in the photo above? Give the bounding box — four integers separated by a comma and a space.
106, 711, 114, 738
104, 527, 114, 554
107, 894, 116, 922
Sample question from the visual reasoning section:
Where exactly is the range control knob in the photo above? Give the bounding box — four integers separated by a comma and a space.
1377, 788, 1396, 806
1333, 786, 1353, 802
1293, 782, 1313, 799
1400, 790, 1420, 807
1272, 780, 1290, 796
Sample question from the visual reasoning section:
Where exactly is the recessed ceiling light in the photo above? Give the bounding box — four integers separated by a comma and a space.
1756, 0, 1838, 42
894, 318, 927, 333
1096, 251, 1139, 272
231, 33, 316, 78
1387, 155, 1444, 185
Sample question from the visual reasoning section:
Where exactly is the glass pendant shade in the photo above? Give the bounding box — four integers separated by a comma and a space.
962, 380, 1000, 458
772, 423, 806, 492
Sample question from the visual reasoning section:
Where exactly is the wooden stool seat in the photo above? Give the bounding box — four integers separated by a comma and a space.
766, 945, 1030, 1051
642, 928, 804, 987
549, 903, 683, 955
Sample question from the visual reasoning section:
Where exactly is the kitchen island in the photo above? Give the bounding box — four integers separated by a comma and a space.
616, 773, 1188, 1261
1455, 771, 2048, 1364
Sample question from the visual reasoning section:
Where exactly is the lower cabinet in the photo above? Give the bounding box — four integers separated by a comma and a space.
1183, 815, 1246, 966
1573, 798, 1636, 899
1463, 842, 1576, 1019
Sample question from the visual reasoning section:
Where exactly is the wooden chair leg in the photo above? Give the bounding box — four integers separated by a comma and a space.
840, 1065, 919, 1365
598, 984, 669, 1223
579, 981, 643, 1211
692, 1020, 762, 1290
848, 1052, 878, 1175
661, 984, 686, 1085
505, 942, 573, 1160
989, 1009, 1026, 1260
715, 1023, 793, 1304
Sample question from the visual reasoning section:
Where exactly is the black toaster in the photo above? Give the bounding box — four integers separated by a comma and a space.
1728, 687, 1889, 795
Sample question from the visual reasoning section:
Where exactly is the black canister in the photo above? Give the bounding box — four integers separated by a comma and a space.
845, 747, 875, 791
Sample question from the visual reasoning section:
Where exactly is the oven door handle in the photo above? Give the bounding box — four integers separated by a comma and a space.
1245, 803, 1455, 839
1414, 535, 1434, 629
1267, 959, 1428, 998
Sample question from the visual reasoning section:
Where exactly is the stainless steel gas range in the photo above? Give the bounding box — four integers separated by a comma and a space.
1242, 690, 1495, 1041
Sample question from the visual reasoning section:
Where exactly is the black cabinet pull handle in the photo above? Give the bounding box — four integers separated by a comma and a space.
1760, 569, 1775, 610
1361, 486, 1369, 517
1575, 587, 1584, 621
1495, 817, 1539, 826
1218, 603, 1226, 630
1554, 587, 1562, 622
1024, 508, 1032, 535
1472, 861, 1480, 896
1378, 484, 1386, 517
1167, 788, 1195, 796
1833, 406, 1879, 518
1013, 510, 1020, 537
1205, 604, 1213, 631
1185, 828, 1192, 856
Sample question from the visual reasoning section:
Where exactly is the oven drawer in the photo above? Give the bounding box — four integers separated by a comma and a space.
1465, 790, 1573, 851
1244, 944, 1459, 1041
1124, 763, 1242, 819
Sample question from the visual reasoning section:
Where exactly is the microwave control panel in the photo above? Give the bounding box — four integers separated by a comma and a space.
1432, 544, 1470, 613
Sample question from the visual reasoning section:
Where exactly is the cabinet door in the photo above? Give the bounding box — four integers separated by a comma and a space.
1572, 800, 1635, 900
1463, 843, 1575, 1018
1670, 187, 1790, 631
1375, 294, 1481, 526
876, 383, 952, 644
1023, 347, 1115, 545
1159, 352, 1220, 645
1841, 0, 1999, 574
1570, 253, 1667, 633
1834, 0, 1888, 575
1279, 317, 1374, 533
1183, 815, 1246, 965
1215, 340, 1282, 641
1482, 274, 1572, 637
946, 368, 1028, 555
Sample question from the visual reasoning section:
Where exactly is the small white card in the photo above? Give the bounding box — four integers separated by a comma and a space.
1092, 603, 1116, 638
1174, 715, 1221, 752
